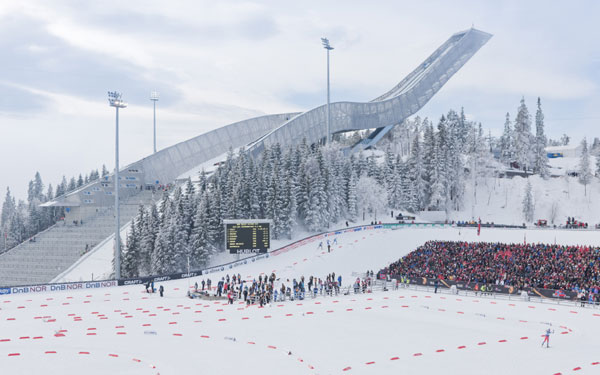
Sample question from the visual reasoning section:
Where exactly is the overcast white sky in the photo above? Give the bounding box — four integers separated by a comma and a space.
1, 0, 599, 201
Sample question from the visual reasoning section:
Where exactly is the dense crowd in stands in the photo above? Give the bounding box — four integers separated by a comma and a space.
378, 241, 600, 300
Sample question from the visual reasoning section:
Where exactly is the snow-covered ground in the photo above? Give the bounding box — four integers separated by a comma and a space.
452, 155, 600, 225
2, 226, 600, 374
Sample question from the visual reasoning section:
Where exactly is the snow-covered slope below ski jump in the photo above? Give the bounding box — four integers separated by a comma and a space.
452, 155, 600, 225
2, 227, 600, 375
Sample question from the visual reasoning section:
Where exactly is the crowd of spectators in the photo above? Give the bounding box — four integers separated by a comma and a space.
192, 271, 358, 306
378, 241, 600, 301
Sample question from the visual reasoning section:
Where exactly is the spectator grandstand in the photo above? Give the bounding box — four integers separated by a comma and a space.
378, 241, 600, 301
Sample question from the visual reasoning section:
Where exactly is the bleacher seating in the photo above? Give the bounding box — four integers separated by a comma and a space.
0, 191, 155, 286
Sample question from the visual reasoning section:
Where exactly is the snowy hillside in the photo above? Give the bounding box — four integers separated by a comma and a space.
453, 155, 600, 225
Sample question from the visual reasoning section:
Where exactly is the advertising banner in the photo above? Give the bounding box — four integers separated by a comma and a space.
391, 275, 579, 301
8, 280, 117, 295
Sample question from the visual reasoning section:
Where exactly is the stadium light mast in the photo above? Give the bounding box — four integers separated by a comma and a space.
150, 91, 159, 153
321, 37, 334, 144
108, 91, 127, 280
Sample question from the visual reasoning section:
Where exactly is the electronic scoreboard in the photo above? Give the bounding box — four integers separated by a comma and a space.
224, 220, 271, 254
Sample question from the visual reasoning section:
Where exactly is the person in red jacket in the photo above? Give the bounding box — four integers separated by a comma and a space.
227, 291, 233, 304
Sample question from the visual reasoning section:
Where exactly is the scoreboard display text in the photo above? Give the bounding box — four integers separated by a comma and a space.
226, 222, 270, 254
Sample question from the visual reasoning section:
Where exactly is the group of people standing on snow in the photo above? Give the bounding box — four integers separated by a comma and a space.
192, 271, 345, 306
144, 280, 164, 297
353, 271, 375, 293
317, 238, 338, 253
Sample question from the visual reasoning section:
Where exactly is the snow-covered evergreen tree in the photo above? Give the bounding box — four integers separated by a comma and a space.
1, 188, 15, 231
428, 117, 448, 211
500, 112, 513, 164
356, 176, 388, 221
387, 160, 403, 210
407, 133, 427, 210
172, 194, 191, 272
122, 217, 141, 277
139, 204, 158, 275
578, 137, 592, 196
513, 97, 532, 170
398, 159, 417, 212
189, 192, 214, 268
67, 177, 77, 192
347, 168, 358, 219
422, 123, 436, 207
533, 97, 549, 178
596, 149, 600, 178
446, 111, 465, 211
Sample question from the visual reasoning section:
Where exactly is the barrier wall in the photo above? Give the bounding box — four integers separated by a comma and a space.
0, 280, 118, 296
387, 275, 581, 301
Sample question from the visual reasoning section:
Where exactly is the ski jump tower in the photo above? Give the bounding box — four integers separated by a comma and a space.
247, 28, 492, 156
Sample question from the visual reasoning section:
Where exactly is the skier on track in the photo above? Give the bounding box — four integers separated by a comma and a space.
159, 285, 164, 297
318, 241, 323, 250
541, 328, 553, 348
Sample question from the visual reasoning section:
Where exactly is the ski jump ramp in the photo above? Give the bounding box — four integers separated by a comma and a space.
45, 28, 491, 213
248, 28, 492, 156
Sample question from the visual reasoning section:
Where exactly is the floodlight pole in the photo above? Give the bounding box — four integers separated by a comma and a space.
108, 91, 127, 280
322, 38, 334, 144
326, 47, 331, 144
150, 91, 159, 153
